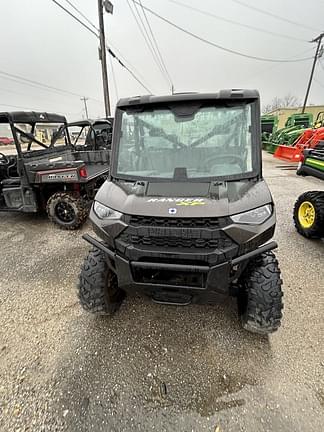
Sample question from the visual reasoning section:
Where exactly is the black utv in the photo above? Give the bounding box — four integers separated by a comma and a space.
0, 112, 109, 229
78, 90, 283, 334
67, 118, 113, 151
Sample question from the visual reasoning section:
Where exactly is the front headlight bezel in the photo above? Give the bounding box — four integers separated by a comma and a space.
231, 204, 273, 225
93, 201, 122, 220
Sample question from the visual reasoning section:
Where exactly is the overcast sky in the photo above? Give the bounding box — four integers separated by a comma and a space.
0, 0, 323, 120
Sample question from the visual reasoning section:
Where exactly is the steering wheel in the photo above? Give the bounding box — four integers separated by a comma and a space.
201, 154, 245, 171
0, 153, 9, 165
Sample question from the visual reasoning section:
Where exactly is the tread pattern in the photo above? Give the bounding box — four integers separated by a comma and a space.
238, 251, 283, 334
293, 191, 324, 238
46, 192, 89, 230
78, 248, 125, 315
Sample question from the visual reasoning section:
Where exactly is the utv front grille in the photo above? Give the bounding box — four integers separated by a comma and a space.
123, 215, 230, 229
117, 232, 233, 250
116, 214, 238, 265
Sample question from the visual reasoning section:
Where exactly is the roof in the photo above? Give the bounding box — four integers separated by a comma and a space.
0, 111, 67, 124
66, 118, 112, 128
117, 89, 260, 108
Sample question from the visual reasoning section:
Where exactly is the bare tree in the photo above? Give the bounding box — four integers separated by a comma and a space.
262, 93, 301, 114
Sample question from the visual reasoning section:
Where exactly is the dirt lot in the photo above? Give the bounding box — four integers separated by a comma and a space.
0, 153, 323, 432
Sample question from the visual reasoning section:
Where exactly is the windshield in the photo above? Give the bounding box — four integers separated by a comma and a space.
13, 122, 66, 153
116, 103, 254, 180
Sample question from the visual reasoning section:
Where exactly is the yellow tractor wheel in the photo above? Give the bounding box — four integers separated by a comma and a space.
293, 191, 324, 238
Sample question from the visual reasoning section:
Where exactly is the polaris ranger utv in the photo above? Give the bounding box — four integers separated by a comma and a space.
0, 111, 109, 229
293, 141, 324, 238
78, 90, 283, 334
67, 118, 113, 150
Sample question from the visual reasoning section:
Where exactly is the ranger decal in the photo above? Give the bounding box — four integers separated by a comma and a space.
147, 198, 206, 206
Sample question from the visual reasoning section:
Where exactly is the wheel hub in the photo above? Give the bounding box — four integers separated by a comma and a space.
298, 201, 315, 228
55, 202, 75, 223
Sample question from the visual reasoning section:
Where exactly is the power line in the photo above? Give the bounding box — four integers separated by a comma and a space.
0, 102, 48, 110
107, 46, 152, 93
109, 54, 119, 101
0, 69, 102, 102
51, 0, 153, 93
126, 0, 164, 76
137, 0, 174, 89
231, 0, 321, 33
0, 102, 80, 116
51, 0, 98, 37
108, 41, 153, 90
245, 47, 316, 82
165, 0, 307, 43
319, 59, 324, 72
127, 0, 169, 87
63, 0, 99, 32
314, 78, 324, 89
134, 1, 314, 63
0, 74, 79, 99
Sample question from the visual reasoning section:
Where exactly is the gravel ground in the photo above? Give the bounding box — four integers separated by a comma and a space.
0, 152, 323, 432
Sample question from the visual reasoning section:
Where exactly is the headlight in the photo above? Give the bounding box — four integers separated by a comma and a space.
231, 204, 273, 225
93, 201, 122, 219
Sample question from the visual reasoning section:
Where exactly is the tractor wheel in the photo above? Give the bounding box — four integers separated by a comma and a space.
46, 192, 89, 230
78, 248, 125, 315
293, 191, 324, 238
238, 251, 283, 335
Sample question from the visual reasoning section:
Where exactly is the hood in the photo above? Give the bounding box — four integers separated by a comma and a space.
95, 179, 272, 218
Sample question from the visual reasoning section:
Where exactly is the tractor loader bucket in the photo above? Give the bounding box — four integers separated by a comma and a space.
274, 144, 304, 162
274, 127, 324, 163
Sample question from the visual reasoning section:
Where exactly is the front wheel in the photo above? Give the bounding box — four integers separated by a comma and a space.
46, 192, 89, 230
78, 248, 125, 315
293, 191, 324, 238
238, 251, 283, 335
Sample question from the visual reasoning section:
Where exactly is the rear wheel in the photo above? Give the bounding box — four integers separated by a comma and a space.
78, 248, 125, 315
46, 192, 89, 230
238, 251, 283, 335
293, 191, 324, 238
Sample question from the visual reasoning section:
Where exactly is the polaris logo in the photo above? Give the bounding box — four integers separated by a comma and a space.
40, 171, 78, 182
47, 173, 77, 180
169, 208, 177, 215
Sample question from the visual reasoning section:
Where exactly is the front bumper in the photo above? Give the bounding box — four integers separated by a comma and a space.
83, 233, 277, 301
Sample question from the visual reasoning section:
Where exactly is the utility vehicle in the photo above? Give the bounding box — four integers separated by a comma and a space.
67, 118, 113, 150
294, 141, 324, 238
0, 111, 110, 229
78, 90, 283, 334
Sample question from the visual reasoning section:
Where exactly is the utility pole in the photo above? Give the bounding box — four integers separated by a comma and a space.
302, 32, 324, 113
81, 97, 89, 119
98, 0, 113, 118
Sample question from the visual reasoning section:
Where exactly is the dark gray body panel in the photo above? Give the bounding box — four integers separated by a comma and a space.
95, 179, 272, 218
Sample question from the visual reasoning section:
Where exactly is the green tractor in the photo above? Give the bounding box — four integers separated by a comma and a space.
293, 141, 324, 238
264, 113, 313, 154
261, 114, 278, 148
